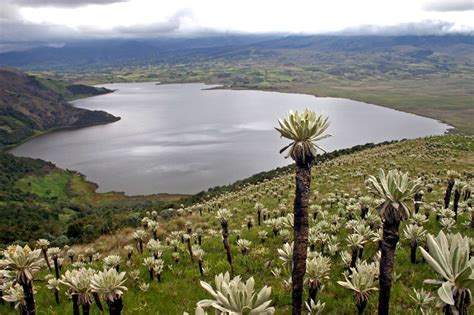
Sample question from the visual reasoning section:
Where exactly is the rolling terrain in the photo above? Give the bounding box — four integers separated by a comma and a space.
0, 134, 472, 314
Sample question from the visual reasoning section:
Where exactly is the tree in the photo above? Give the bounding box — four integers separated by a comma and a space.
275, 109, 330, 315
365, 169, 421, 315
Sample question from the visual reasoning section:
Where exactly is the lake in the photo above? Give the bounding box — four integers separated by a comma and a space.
9, 82, 450, 195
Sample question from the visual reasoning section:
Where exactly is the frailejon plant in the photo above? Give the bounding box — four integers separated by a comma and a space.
216, 208, 233, 267
198, 272, 275, 314
420, 231, 474, 315
337, 261, 379, 315
365, 169, 421, 315
275, 109, 330, 315
47, 247, 61, 279
2, 283, 25, 313
409, 288, 435, 315
90, 268, 127, 315
305, 299, 325, 315
0, 245, 44, 315
192, 245, 205, 276
46, 277, 61, 305
60, 268, 95, 315
103, 255, 121, 272
403, 224, 427, 264
305, 256, 331, 302
35, 239, 51, 271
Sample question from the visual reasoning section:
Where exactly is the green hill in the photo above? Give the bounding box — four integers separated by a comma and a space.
0, 135, 472, 314
0, 68, 120, 148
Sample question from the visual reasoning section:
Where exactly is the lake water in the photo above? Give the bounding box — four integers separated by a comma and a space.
9, 82, 450, 195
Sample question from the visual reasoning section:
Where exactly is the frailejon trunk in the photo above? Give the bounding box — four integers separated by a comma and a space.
198, 260, 204, 276
361, 206, 369, 219
308, 282, 318, 304
378, 208, 400, 315
444, 179, 455, 209
410, 243, 417, 264
222, 222, 232, 267
42, 250, 52, 271
350, 249, 358, 269
93, 292, 103, 311
292, 161, 311, 315
357, 300, 368, 315
414, 193, 423, 214
72, 295, 80, 315
54, 289, 59, 304
453, 189, 461, 221
22, 282, 36, 315
107, 298, 123, 315
83, 303, 90, 315
187, 239, 194, 262
53, 258, 60, 279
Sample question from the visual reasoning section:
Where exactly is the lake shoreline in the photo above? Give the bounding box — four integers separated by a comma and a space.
10, 82, 451, 195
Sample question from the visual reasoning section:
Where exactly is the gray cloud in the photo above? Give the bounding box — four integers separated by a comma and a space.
0, 4, 194, 43
13, 0, 129, 8
338, 20, 471, 36
423, 1, 474, 12
112, 10, 193, 36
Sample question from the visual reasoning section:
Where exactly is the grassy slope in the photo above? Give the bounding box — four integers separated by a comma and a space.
0, 152, 188, 244
3, 135, 472, 314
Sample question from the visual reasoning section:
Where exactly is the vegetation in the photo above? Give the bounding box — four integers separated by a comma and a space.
275, 109, 330, 314
1, 134, 472, 314
0, 69, 118, 148
0, 151, 187, 245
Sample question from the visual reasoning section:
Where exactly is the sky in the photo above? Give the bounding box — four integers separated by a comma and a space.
0, 0, 473, 44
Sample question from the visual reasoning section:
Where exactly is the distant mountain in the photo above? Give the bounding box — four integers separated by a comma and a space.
0, 68, 120, 147
0, 35, 472, 70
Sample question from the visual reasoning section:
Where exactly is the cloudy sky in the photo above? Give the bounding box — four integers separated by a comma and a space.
1, 0, 473, 43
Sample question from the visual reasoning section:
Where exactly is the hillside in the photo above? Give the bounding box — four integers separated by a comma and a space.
0, 151, 189, 244
0, 69, 120, 147
1, 135, 472, 314
0, 141, 387, 245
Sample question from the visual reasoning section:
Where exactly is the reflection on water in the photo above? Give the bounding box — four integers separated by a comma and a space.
9, 83, 449, 195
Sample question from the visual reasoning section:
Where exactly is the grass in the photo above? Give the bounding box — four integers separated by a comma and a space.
16, 170, 71, 199
2, 135, 472, 314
